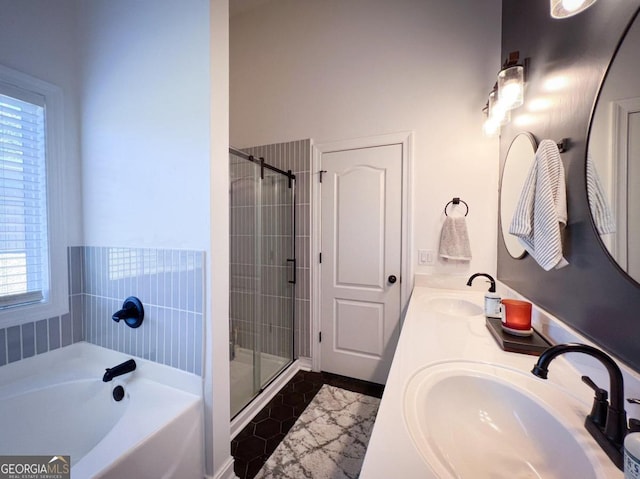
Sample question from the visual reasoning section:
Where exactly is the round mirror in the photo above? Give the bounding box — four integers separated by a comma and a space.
587, 11, 640, 284
500, 132, 537, 259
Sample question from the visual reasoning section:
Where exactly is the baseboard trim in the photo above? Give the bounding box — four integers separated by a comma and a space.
230, 359, 309, 439
297, 356, 312, 370
209, 455, 238, 479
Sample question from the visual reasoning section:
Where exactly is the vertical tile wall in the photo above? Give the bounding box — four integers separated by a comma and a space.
230, 139, 311, 359
0, 246, 205, 376
0, 248, 83, 367
229, 154, 259, 357
81, 246, 205, 375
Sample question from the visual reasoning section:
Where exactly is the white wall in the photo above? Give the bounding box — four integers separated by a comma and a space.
209, 1, 233, 477
0, 0, 83, 246
78, 2, 234, 478
231, 0, 502, 277
79, 0, 211, 251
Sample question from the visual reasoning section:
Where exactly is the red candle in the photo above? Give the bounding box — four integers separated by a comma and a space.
501, 299, 532, 332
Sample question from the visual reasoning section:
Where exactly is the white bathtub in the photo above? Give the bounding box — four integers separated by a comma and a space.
0, 342, 203, 479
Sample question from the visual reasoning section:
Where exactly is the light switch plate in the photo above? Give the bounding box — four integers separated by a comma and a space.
418, 249, 435, 265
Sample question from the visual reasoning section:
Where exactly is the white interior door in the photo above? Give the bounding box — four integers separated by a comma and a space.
612, 98, 640, 275
627, 111, 640, 278
320, 144, 402, 384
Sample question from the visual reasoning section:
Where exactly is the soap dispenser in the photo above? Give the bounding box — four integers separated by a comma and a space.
624, 411, 640, 478
625, 431, 640, 478
466, 273, 501, 318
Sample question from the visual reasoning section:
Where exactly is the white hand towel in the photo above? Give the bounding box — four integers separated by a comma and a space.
439, 216, 472, 261
586, 154, 616, 235
509, 139, 568, 271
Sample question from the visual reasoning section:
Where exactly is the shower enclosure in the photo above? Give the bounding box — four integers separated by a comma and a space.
229, 147, 296, 418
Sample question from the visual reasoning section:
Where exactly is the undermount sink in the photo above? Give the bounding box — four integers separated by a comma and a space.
425, 297, 483, 317
403, 362, 607, 479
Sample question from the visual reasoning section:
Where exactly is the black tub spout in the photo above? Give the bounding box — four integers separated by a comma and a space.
103, 359, 137, 382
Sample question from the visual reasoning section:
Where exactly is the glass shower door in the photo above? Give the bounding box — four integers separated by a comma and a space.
257, 169, 295, 390
229, 149, 295, 418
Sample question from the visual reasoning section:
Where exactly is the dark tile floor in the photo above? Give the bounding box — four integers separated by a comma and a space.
231, 370, 385, 479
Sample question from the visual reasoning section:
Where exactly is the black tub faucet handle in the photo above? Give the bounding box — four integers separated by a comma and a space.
112, 297, 144, 328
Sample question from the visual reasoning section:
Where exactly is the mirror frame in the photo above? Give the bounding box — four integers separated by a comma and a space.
586, 7, 640, 289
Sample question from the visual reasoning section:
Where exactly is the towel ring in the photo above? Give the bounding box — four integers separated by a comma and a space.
444, 197, 469, 217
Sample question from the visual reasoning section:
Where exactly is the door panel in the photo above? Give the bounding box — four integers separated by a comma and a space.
334, 299, 384, 357
320, 143, 402, 384
336, 166, 385, 288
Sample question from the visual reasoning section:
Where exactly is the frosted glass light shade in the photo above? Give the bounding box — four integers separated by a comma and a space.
488, 90, 510, 126
550, 0, 597, 18
498, 65, 524, 110
483, 90, 510, 137
482, 118, 500, 137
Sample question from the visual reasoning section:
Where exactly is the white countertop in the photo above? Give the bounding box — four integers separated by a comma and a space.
360, 279, 625, 478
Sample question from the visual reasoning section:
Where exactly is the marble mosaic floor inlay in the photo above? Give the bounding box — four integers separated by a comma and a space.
254, 384, 380, 479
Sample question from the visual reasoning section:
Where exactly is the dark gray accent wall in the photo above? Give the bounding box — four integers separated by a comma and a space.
498, 1, 640, 371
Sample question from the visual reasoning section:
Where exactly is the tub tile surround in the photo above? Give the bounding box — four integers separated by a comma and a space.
0, 251, 81, 367
0, 246, 205, 376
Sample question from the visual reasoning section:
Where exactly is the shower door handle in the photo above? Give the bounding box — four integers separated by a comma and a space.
287, 258, 297, 284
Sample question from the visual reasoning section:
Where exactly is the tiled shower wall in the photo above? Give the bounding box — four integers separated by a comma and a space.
0, 246, 204, 376
230, 139, 311, 359
229, 153, 295, 360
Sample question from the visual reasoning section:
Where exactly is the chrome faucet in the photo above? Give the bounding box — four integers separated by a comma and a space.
466, 273, 496, 292
531, 343, 630, 469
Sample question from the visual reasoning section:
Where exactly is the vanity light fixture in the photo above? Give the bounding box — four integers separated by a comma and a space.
482, 51, 527, 137
483, 87, 510, 137
550, 0, 598, 19
498, 52, 525, 111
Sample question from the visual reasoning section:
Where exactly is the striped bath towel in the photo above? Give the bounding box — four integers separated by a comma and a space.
586, 154, 616, 235
509, 139, 568, 271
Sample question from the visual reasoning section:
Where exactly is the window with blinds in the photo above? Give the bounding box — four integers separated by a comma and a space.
0, 91, 49, 309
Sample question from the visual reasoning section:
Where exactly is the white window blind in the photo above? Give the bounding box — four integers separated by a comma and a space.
0, 91, 49, 309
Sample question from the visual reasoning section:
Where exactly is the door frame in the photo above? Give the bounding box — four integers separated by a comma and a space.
310, 131, 413, 373
611, 97, 640, 267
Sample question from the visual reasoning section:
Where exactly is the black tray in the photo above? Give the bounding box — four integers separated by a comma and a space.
486, 317, 551, 356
